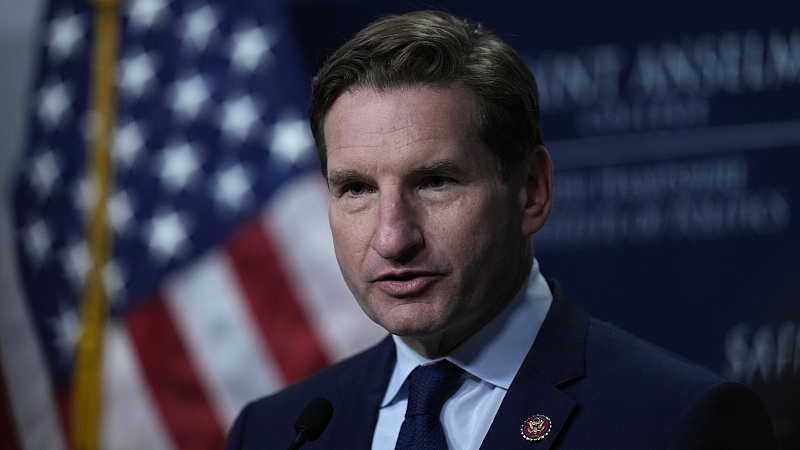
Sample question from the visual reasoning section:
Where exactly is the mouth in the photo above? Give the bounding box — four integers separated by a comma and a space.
373, 271, 439, 297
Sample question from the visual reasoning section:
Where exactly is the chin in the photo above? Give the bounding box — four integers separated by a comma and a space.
375, 304, 443, 337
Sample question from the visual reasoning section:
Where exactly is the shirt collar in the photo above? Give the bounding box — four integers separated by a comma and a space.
381, 258, 553, 407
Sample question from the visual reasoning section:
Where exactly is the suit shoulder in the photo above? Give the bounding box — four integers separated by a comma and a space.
245, 335, 390, 414
585, 316, 724, 388
225, 336, 393, 449
558, 318, 775, 448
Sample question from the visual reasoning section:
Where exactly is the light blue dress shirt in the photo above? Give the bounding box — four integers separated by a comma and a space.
371, 259, 553, 450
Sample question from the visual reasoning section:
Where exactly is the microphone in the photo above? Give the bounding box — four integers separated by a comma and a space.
286, 397, 334, 450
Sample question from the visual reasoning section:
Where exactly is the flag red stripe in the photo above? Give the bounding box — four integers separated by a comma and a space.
126, 293, 225, 450
0, 356, 21, 450
57, 391, 72, 449
226, 219, 330, 384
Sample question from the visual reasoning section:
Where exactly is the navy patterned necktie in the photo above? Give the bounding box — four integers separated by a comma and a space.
395, 361, 464, 450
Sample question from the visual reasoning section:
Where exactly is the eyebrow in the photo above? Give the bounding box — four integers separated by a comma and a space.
326, 159, 470, 189
327, 169, 365, 189
406, 159, 467, 179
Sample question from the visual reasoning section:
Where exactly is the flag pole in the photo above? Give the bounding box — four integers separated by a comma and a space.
72, 0, 119, 448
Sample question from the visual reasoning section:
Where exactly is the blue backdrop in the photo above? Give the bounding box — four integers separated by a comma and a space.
289, 1, 800, 447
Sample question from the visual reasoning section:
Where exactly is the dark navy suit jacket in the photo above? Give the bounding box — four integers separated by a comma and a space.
226, 281, 777, 449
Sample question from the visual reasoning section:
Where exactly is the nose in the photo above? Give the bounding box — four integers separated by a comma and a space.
371, 192, 423, 262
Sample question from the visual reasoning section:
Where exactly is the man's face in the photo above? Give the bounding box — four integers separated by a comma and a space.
324, 85, 532, 355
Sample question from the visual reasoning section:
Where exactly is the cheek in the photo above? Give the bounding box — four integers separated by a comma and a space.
330, 212, 371, 273
330, 224, 355, 265
449, 195, 515, 260
450, 191, 511, 236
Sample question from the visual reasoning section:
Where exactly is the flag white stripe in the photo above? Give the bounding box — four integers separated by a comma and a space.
102, 323, 176, 450
264, 173, 386, 362
0, 208, 67, 450
163, 250, 284, 428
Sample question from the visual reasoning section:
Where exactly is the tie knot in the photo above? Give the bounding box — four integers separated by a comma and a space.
405, 361, 464, 418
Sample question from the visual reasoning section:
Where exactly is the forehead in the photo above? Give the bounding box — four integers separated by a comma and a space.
323, 85, 478, 156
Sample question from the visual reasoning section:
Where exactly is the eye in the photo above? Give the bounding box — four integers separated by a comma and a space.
345, 182, 368, 196
423, 176, 448, 189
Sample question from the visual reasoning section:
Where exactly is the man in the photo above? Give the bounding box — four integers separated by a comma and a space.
226, 11, 776, 449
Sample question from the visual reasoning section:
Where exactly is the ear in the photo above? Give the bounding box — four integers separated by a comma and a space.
518, 145, 554, 236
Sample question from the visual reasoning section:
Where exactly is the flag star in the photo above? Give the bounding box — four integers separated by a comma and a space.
48, 13, 87, 60
229, 26, 276, 72
109, 189, 136, 234
103, 260, 127, 305
29, 151, 62, 199
179, 5, 221, 52
61, 240, 91, 289
38, 82, 73, 128
220, 95, 261, 141
144, 210, 192, 262
81, 109, 99, 142
72, 176, 97, 214
268, 116, 315, 165
115, 120, 147, 168
23, 219, 53, 267
157, 141, 202, 191
127, 0, 171, 30
119, 51, 159, 98
169, 74, 212, 121
49, 303, 81, 365
213, 164, 254, 211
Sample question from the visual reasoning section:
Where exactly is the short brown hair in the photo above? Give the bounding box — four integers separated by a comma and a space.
308, 10, 543, 181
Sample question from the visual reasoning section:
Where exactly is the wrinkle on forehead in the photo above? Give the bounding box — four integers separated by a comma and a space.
324, 85, 476, 158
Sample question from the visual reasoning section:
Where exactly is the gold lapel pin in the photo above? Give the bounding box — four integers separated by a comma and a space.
521, 414, 551, 442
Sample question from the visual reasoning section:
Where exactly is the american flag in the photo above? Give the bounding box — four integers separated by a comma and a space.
2, 0, 384, 448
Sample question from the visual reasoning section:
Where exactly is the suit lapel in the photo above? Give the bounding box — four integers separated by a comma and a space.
479, 361, 577, 450
325, 336, 396, 449
322, 281, 589, 449
480, 280, 589, 449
